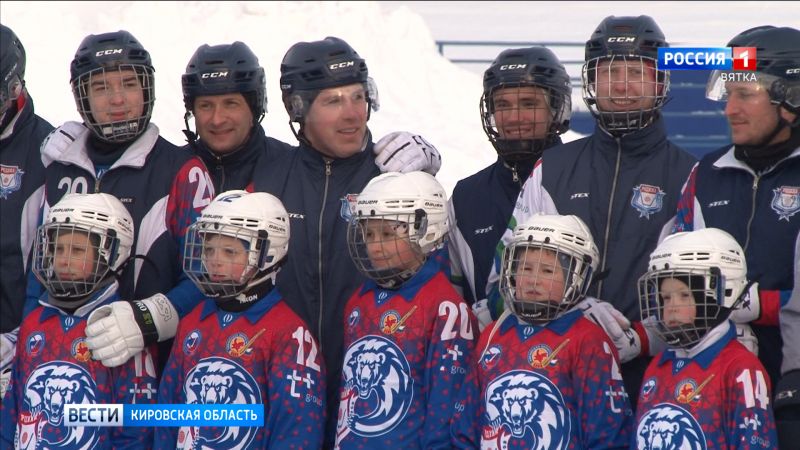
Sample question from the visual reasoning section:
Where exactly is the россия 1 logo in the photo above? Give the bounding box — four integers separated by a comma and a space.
658, 47, 757, 80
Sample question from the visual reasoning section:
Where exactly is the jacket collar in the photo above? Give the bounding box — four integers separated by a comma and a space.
592, 115, 669, 158
196, 123, 266, 170
43, 121, 161, 175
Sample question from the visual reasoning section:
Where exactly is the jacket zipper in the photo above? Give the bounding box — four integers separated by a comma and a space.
744, 174, 760, 252
597, 138, 623, 297
318, 160, 332, 350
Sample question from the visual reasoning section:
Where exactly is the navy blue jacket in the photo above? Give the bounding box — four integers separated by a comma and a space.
674, 145, 800, 381
488, 118, 697, 320
0, 96, 53, 332
251, 138, 380, 433
30, 122, 214, 317
448, 158, 534, 304
189, 123, 293, 193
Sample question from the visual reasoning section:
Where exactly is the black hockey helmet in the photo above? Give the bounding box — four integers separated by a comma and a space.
584, 15, 668, 61
279, 36, 376, 122
182, 42, 267, 122
727, 26, 800, 113
582, 15, 670, 135
480, 47, 572, 163
70, 30, 155, 143
1, 24, 26, 114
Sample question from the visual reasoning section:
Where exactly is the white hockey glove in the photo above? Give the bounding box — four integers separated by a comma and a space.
374, 131, 442, 175
729, 282, 761, 324
472, 299, 493, 332
85, 293, 178, 367
40, 121, 88, 165
1, 329, 18, 372
735, 323, 759, 355
0, 366, 10, 399
579, 297, 644, 363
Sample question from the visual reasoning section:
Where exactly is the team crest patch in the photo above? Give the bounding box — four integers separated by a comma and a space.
528, 339, 569, 369
482, 370, 571, 448
26, 332, 45, 356
771, 185, 800, 221
631, 184, 666, 219
340, 193, 358, 221
636, 403, 705, 450
72, 338, 92, 362
183, 329, 202, 355
481, 345, 502, 370
348, 307, 361, 327
675, 374, 714, 404
0, 164, 24, 199
641, 377, 658, 401
226, 330, 265, 358
380, 306, 417, 334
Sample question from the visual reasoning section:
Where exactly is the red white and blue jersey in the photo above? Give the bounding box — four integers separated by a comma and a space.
155, 288, 326, 450
634, 322, 777, 450
451, 304, 633, 450
0, 282, 159, 449
29, 122, 214, 317
334, 256, 477, 450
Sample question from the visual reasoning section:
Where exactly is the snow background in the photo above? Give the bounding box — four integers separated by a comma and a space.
2, 1, 797, 193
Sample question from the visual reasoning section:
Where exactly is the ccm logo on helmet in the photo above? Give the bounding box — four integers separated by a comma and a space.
95, 49, 123, 57
201, 71, 229, 79
500, 64, 527, 70
787, 68, 800, 75
329, 61, 355, 70
607, 36, 636, 43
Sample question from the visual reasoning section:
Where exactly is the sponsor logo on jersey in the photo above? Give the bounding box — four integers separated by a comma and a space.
71, 338, 92, 362
635, 403, 706, 450
26, 332, 45, 356
0, 164, 24, 199
675, 374, 714, 404
771, 185, 800, 221
340, 193, 359, 222
337, 335, 413, 442
183, 329, 202, 355
631, 184, 666, 219
482, 370, 570, 448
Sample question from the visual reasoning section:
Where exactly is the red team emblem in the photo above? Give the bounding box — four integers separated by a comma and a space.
675, 374, 714, 404
226, 329, 265, 358
72, 338, 92, 362
380, 306, 417, 334
528, 339, 570, 369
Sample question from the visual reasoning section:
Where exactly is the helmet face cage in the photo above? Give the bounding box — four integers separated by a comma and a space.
501, 240, 592, 325
72, 64, 155, 143
638, 268, 726, 349
582, 54, 669, 135
184, 222, 270, 298
33, 223, 117, 299
480, 83, 571, 162
347, 213, 430, 289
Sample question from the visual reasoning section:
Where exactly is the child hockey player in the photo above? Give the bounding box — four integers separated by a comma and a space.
335, 171, 477, 449
0, 193, 158, 449
451, 213, 632, 449
634, 228, 777, 449
155, 190, 325, 449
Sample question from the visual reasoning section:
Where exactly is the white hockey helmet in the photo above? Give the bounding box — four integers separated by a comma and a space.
500, 213, 599, 324
347, 171, 449, 288
638, 228, 748, 349
33, 193, 134, 298
184, 190, 290, 298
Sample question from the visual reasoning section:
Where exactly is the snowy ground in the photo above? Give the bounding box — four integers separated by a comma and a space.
2, 1, 797, 193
